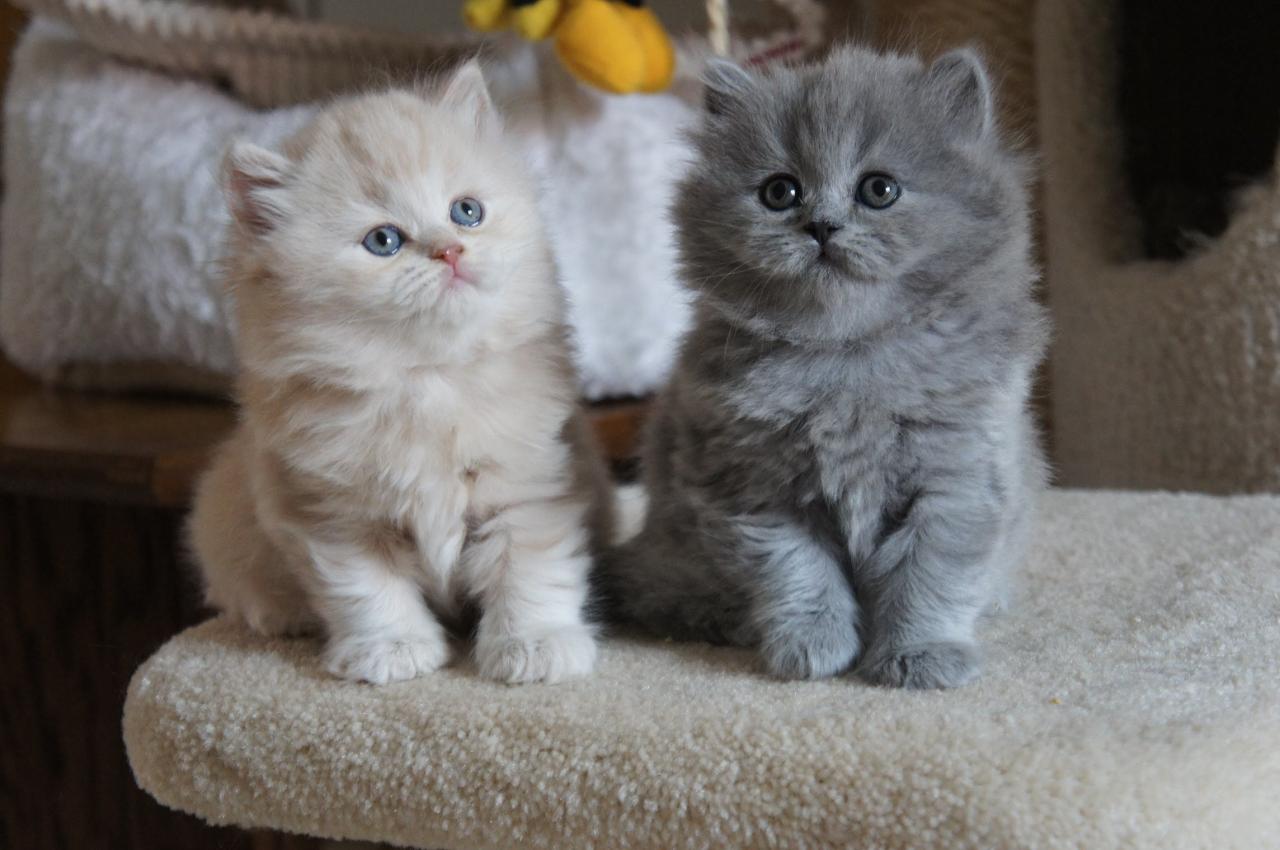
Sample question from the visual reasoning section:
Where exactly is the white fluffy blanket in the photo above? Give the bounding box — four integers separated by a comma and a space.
124, 490, 1280, 849
0, 22, 694, 398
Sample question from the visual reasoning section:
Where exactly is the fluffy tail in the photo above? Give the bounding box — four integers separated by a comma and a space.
590, 487, 742, 644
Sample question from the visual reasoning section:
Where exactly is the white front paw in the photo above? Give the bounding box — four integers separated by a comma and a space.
325, 634, 450, 685
476, 627, 597, 684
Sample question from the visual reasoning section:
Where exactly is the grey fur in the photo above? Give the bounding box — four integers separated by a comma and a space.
600, 46, 1048, 689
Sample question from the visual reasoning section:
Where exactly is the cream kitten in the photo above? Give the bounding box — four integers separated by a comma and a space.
189, 62, 612, 685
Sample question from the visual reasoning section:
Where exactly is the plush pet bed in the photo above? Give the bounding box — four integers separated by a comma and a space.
1, 1, 830, 400
124, 490, 1280, 849
0, 21, 697, 399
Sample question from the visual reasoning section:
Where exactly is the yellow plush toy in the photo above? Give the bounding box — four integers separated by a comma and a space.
463, 0, 676, 95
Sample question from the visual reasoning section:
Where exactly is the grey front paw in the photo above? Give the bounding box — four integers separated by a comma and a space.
859, 641, 981, 689
760, 619, 861, 680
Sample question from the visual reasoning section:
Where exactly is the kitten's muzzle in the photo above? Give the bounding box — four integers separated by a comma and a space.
804, 220, 842, 248
432, 243, 465, 269
431, 243, 473, 285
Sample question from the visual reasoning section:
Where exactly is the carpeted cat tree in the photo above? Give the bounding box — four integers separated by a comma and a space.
125, 491, 1280, 848
1039, 0, 1280, 492
107, 0, 1280, 846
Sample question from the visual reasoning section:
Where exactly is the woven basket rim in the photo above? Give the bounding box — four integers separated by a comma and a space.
16, 0, 827, 59
15, 0, 481, 56
15, 0, 828, 108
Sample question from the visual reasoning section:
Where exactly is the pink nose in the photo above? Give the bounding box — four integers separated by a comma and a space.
432, 244, 464, 270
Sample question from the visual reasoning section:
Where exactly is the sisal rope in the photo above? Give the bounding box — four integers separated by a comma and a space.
706, 0, 730, 56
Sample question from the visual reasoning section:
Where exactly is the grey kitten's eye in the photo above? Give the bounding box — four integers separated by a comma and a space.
857, 173, 901, 209
759, 174, 802, 211
362, 225, 404, 256
450, 197, 484, 227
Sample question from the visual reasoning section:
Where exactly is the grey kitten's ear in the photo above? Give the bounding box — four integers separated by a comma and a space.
926, 48, 995, 139
703, 58, 755, 116
440, 58, 499, 132
223, 141, 291, 237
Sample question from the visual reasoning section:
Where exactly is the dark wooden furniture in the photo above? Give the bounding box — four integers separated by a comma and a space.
0, 357, 644, 849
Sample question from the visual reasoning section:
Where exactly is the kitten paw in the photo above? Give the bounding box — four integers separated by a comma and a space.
325, 635, 450, 685
476, 627, 597, 684
760, 621, 861, 680
858, 641, 981, 690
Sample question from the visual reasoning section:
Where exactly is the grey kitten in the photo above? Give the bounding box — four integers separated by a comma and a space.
600, 46, 1048, 689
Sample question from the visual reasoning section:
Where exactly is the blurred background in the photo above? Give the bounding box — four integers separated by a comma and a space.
287, 0, 778, 31
0, 0, 1276, 847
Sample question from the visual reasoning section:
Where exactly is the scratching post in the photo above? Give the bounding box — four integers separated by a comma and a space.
1037, 0, 1280, 492
706, 0, 729, 55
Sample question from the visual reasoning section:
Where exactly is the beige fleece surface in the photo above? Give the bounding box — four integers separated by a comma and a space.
124, 490, 1280, 849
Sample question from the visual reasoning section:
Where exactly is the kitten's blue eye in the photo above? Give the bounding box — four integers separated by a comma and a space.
760, 174, 802, 211
362, 225, 404, 256
450, 197, 484, 227
857, 173, 901, 209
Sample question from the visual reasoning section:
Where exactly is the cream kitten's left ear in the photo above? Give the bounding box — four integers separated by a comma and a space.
440, 58, 500, 133
224, 141, 291, 236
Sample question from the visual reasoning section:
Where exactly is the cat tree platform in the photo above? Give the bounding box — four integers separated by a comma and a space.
123, 490, 1280, 849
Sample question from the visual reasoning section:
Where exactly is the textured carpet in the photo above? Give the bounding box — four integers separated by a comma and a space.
124, 490, 1280, 849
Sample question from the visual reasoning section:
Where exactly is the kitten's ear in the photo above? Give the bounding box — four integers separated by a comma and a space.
223, 141, 291, 237
926, 48, 995, 140
702, 58, 755, 117
440, 58, 499, 133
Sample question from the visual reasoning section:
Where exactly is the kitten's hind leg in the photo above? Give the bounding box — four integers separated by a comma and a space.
739, 519, 862, 680
189, 434, 316, 637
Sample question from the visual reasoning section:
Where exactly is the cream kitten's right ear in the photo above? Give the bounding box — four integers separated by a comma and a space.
439, 59, 499, 134
224, 141, 291, 236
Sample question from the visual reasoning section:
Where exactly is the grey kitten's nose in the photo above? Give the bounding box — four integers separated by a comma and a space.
804, 220, 842, 246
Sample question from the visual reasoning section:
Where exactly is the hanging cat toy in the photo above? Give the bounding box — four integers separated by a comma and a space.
463, 0, 824, 95
463, 0, 676, 94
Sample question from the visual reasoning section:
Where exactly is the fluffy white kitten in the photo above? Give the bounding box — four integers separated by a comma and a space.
189, 61, 612, 685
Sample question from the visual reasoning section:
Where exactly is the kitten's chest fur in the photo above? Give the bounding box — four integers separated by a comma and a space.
804, 394, 906, 559
248, 346, 570, 526
708, 338, 983, 558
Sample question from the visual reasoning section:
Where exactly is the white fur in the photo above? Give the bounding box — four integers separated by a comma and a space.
0, 21, 694, 398
189, 69, 608, 685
